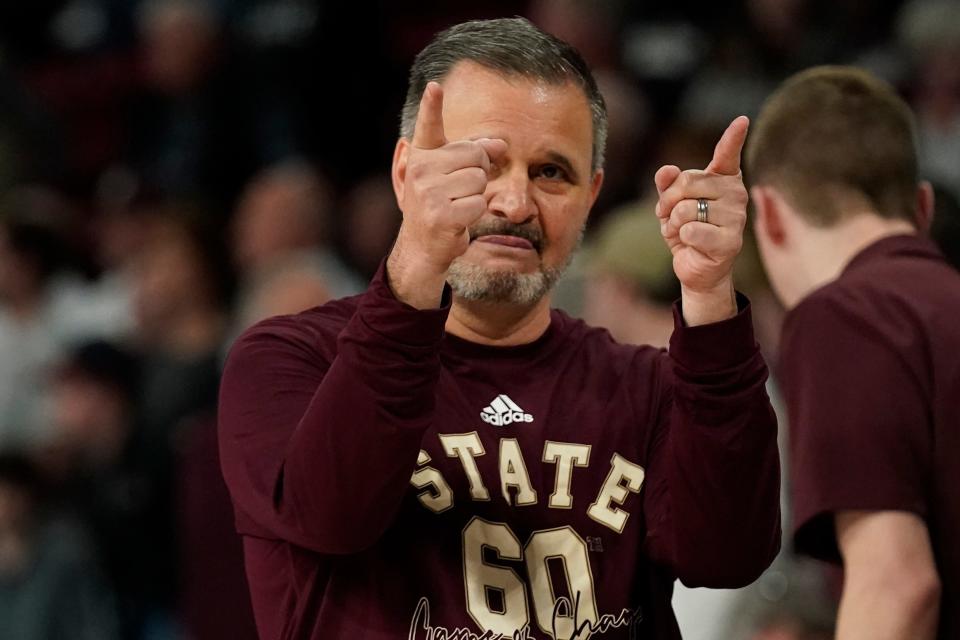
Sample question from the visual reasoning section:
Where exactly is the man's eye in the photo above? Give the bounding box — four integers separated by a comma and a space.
538, 165, 566, 180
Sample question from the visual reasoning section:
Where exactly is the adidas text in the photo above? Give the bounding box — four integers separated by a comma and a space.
480, 394, 534, 426
481, 411, 534, 426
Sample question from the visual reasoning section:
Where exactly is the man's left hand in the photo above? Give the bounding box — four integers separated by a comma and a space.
654, 116, 749, 326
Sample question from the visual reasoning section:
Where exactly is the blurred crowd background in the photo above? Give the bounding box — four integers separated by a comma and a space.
0, 1, 957, 639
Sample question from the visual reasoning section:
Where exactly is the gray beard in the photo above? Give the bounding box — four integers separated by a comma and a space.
446, 260, 562, 305
446, 230, 582, 305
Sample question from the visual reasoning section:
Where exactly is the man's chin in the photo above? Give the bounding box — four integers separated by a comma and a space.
461, 242, 540, 271
458, 255, 539, 276
446, 257, 567, 305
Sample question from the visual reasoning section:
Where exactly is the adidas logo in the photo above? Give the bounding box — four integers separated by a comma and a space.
481, 394, 534, 426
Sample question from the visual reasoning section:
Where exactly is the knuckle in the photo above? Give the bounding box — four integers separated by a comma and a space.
460, 170, 486, 196
663, 196, 680, 215
457, 195, 485, 216
408, 160, 430, 180
418, 187, 446, 212
409, 181, 428, 201
722, 233, 743, 254
470, 146, 487, 166
412, 175, 434, 195
449, 141, 485, 166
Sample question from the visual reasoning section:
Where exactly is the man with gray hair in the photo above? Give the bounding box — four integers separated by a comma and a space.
219, 17, 780, 639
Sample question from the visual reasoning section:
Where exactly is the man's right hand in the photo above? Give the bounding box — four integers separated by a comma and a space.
387, 81, 507, 308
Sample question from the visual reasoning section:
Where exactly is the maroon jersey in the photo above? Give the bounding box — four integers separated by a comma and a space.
218, 263, 780, 640
783, 234, 960, 638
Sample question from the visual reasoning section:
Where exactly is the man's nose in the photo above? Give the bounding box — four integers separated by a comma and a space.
487, 168, 537, 225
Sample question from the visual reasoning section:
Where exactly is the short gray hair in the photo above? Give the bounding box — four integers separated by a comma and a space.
400, 17, 608, 171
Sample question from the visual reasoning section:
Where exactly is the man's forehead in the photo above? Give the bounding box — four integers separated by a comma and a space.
437, 62, 594, 157
438, 60, 585, 102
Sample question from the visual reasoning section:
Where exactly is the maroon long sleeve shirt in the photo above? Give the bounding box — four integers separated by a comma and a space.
218, 264, 780, 640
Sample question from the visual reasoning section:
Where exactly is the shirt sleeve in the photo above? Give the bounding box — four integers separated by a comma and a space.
218, 262, 450, 554
783, 295, 931, 564
642, 293, 782, 588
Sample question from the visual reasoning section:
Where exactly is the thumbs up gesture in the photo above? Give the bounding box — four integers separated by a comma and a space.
388, 82, 508, 308
653, 116, 750, 325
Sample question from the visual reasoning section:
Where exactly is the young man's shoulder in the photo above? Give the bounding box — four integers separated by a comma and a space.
787, 236, 960, 346
826, 235, 957, 302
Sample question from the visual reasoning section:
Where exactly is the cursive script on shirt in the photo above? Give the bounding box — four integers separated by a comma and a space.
407, 592, 642, 640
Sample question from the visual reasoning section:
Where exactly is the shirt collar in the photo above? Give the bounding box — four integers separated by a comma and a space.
842, 233, 945, 277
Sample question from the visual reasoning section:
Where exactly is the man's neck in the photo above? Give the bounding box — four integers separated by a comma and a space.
445, 296, 552, 346
791, 214, 916, 307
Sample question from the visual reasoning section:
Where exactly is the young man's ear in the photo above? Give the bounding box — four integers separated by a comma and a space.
750, 185, 787, 246
916, 180, 935, 233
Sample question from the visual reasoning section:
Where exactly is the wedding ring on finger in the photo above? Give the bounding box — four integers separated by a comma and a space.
696, 198, 709, 224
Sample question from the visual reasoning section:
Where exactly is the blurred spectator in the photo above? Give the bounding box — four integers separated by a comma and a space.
230, 160, 363, 331
139, 1, 220, 98
175, 411, 258, 640
130, 0, 294, 208
672, 0, 890, 134
118, 196, 258, 639
0, 69, 66, 190
528, 0, 622, 70
340, 172, 401, 280
16, 9, 141, 190
132, 203, 230, 446
47, 342, 139, 474
127, 203, 232, 640
0, 452, 120, 640
77, 167, 160, 344
0, 205, 74, 450
930, 183, 960, 270
0, 184, 134, 348
44, 341, 175, 640
898, 0, 960, 199
581, 198, 679, 348
589, 71, 653, 222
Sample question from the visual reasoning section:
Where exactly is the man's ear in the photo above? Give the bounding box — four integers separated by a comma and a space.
750, 185, 787, 246
916, 180, 935, 233
588, 169, 604, 208
391, 138, 410, 205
